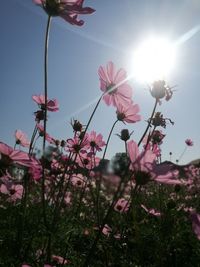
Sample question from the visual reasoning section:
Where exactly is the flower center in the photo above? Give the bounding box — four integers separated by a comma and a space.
106, 84, 117, 95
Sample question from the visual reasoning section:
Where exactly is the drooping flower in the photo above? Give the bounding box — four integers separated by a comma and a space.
185, 139, 194, 147
116, 102, 141, 124
15, 130, 30, 148
114, 198, 130, 213
33, 0, 95, 26
32, 95, 59, 112
86, 131, 106, 153
98, 61, 133, 107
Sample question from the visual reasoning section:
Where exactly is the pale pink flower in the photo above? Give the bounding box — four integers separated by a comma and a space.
33, 0, 95, 26
127, 140, 180, 185
141, 204, 161, 217
86, 131, 106, 153
185, 139, 193, 146
98, 61, 133, 107
32, 95, 59, 112
21, 265, 31, 267
71, 173, 86, 188
52, 255, 69, 265
0, 183, 23, 202
116, 102, 141, 124
15, 130, 30, 147
102, 224, 112, 236
114, 198, 130, 213
190, 211, 200, 240
0, 142, 39, 168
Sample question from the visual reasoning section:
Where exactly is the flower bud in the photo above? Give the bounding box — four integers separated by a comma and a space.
150, 80, 166, 99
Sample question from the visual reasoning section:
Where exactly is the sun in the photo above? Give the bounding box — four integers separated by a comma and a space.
131, 36, 176, 83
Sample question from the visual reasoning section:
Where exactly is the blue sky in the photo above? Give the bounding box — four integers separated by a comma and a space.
1, 0, 200, 164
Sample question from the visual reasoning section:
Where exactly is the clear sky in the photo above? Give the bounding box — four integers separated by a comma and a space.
1, 0, 200, 164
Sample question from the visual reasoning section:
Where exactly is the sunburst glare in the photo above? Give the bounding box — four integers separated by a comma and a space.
131, 36, 177, 83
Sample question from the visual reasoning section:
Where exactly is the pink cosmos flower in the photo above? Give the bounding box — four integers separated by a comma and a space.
15, 130, 30, 147
98, 61, 133, 107
32, 95, 59, 112
190, 211, 200, 240
141, 204, 161, 217
71, 173, 86, 187
76, 153, 100, 169
0, 182, 23, 202
116, 102, 141, 124
52, 255, 69, 265
37, 123, 56, 144
33, 0, 95, 26
0, 142, 39, 168
86, 131, 106, 153
66, 136, 88, 154
185, 139, 194, 147
127, 140, 181, 185
102, 224, 112, 236
114, 198, 130, 213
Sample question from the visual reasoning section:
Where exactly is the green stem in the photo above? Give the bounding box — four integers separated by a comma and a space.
41, 15, 52, 246
102, 120, 118, 160
138, 99, 158, 147
178, 146, 187, 162
43, 15, 51, 153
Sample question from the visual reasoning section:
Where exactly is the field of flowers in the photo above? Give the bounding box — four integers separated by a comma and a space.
0, 1, 200, 266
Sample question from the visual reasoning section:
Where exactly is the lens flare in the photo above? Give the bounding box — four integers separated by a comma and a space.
132, 37, 176, 83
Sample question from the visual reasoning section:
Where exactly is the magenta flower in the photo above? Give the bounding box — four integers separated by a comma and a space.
185, 139, 194, 146
32, 95, 59, 112
33, 0, 95, 26
116, 102, 141, 124
86, 131, 106, 153
190, 211, 200, 240
114, 198, 130, 213
66, 136, 88, 154
98, 61, 133, 107
15, 130, 30, 148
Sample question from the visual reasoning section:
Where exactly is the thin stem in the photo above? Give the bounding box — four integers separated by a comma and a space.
82, 178, 124, 267
43, 15, 51, 153
42, 15, 52, 235
82, 95, 102, 140
102, 120, 118, 160
178, 146, 187, 162
138, 99, 158, 147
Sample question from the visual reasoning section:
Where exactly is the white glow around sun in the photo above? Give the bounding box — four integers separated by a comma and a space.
132, 37, 176, 83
